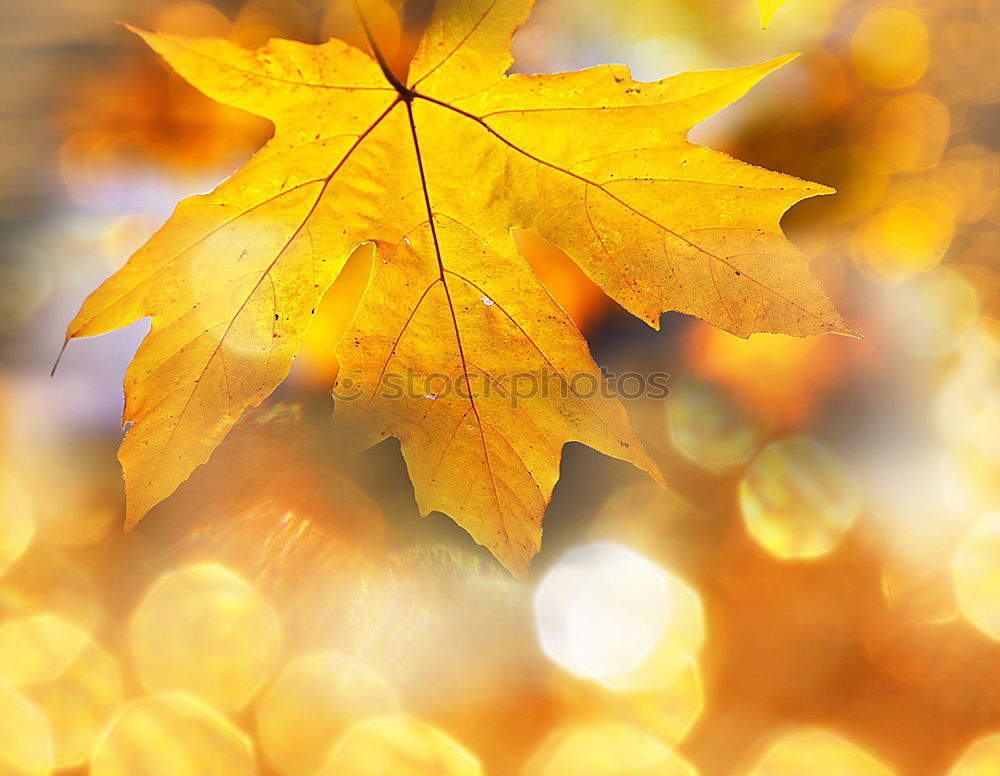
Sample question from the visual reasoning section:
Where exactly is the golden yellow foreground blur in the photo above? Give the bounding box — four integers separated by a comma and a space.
745, 729, 892, 775
91, 694, 255, 776
319, 715, 481, 775
524, 723, 696, 776
130, 564, 281, 710
258, 652, 400, 775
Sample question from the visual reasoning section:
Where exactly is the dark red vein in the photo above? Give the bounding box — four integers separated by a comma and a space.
413, 91, 833, 325
404, 99, 506, 531
410, 0, 502, 89
129, 97, 402, 511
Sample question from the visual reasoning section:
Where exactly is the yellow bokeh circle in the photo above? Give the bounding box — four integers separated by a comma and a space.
130, 563, 282, 710
256, 652, 400, 776
740, 437, 861, 559
319, 714, 481, 776
952, 514, 1000, 639
91, 694, 255, 776
850, 9, 929, 89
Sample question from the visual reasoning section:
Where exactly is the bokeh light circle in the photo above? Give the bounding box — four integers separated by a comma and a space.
130, 563, 281, 710
91, 693, 255, 776
952, 514, 1000, 639
524, 723, 695, 776
949, 733, 1000, 774
850, 9, 929, 89
319, 714, 481, 776
744, 728, 893, 775
0, 680, 53, 776
0, 614, 122, 767
0, 472, 35, 578
256, 652, 400, 776
666, 379, 761, 471
740, 437, 861, 559
533, 542, 704, 690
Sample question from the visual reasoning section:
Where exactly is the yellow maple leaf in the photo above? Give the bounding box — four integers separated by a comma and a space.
757, 0, 791, 28
65, 0, 848, 577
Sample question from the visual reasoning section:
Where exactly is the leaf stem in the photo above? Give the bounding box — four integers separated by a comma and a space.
352, 0, 413, 100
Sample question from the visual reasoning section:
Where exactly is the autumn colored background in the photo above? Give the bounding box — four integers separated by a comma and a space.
1, 0, 999, 773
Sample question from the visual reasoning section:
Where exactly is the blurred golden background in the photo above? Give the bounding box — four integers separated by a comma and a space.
2, 0, 1000, 773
